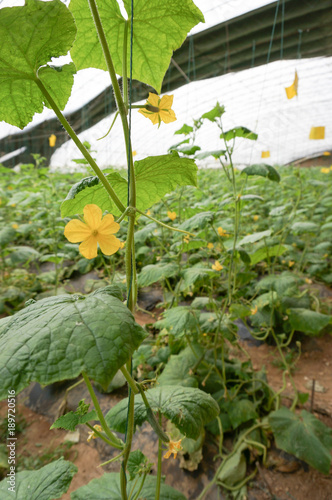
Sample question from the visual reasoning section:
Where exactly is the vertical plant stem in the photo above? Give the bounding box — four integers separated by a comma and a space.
155, 413, 163, 500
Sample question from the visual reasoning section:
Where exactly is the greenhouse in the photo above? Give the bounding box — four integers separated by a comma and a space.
0, 1, 331, 499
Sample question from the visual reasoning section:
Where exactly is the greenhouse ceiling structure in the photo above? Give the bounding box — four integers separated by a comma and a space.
0, 0, 331, 169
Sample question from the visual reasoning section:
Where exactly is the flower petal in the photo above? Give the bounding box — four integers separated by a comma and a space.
147, 92, 160, 107
64, 219, 91, 243
97, 234, 121, 256
98, 214, 120, 235
79, 235, 98, 259
160, 108, 176, 124
159, 94, 174, 109
83, 204, 103, 230
138, 108, 160, 125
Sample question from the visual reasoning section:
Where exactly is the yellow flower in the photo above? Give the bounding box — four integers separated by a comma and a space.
49, 134, 56, 147
207, 242, 214, 250
87, 424, 103, 442
132, 150, 137, 157
146, 209, 151, 216
12, 224, 18, 229
183, 235, 190, 244
321, 167, 330, 174
212, 260, 223, 271
323, 151, 331, 156
11, 204, 16, 208
167, 211, 177, 221
253, 215, 259, 222
217, 226, 227, 237
64, 204, 121, 260
164, 439, 182, 460
251, 305, 258, 315
305, 278, 312, 284
139, 93, 176, 127
288, 260, 295, 267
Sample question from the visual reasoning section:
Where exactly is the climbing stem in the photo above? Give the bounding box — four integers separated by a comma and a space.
120, 365, 139, 394
82, 372, 124, 450
155, 413, 163, 500
35, 78, 125, 214
87, 0, 136, 208
120, 386, 135, 500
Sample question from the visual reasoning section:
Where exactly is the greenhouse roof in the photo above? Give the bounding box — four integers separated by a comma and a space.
0, 0, 331, 168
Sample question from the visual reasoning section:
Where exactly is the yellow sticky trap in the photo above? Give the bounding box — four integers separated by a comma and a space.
49, 134, 56, 147
285, 70, 298, 99
261, 151, 270, 158
309, 127, 325, 140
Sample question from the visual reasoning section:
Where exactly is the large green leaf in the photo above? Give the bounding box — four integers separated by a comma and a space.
138, 262, 178, 287
0, 458, 77, 499
287, 308, 331, 335
220, 126, 258, 141
0, 287, 147, 399
0, 0, 76, 128
227, 399, 257, 429
291, 221, 320, 233
250, 244, 287, 266
61, 154, 197, 217
181, 266, 214, 287
178, 211, 215, 232
71, 473, 186, 500
0, 227, 15, 247
158, 346, 202, 387
154, 306, 198, 336
70, 0, 204, 93
106, 386, 219, 439
61, 172, 127, 218
269, 407, 332, 474
134, 153, 197, 210
238, 230, 271, 246
255, 273, 298, 295
242, 164, 280, 182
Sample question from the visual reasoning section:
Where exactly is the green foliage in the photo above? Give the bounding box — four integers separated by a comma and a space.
0, 287, 147, 398
51, 400, 98, 432
269, 407, 332, 474
70, 0, 203, 93
71, 472, 186, 500
61, 154, 197, 217
242, 164, 280, 182
220, 126, 258, 141
0, 0, 76, 128
127, 450, 152, 481
138, 262, 178, 287
287, 308, 331, 335
106, 386, 220, 440
0, 458, 77, 499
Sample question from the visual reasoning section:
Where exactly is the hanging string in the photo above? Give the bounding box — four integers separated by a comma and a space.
297, 29, 303, 59
280, 0, 285, 59
266, 0, 280, 64
251, 40, 256, 67
249, 0, 282, 165
187, 36, 196, 81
